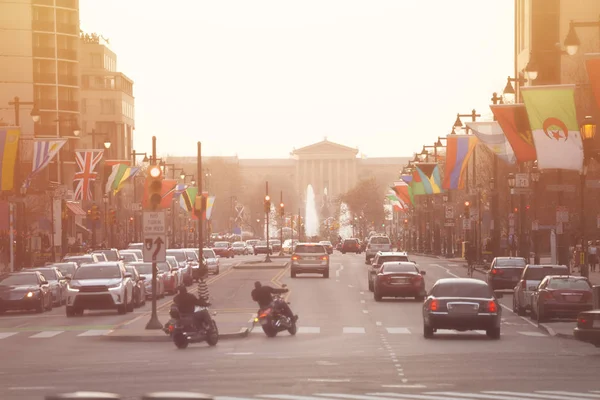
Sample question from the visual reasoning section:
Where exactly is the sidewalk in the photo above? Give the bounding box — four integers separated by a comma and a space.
101, 310, 254, 342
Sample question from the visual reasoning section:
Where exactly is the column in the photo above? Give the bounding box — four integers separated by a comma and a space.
295, 158, 300, 198
328, 160, 333, 198
337, 159, 342, 196
345, 159, 350, 194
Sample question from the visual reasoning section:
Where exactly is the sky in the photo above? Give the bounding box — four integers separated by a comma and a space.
79, 1, 514, 159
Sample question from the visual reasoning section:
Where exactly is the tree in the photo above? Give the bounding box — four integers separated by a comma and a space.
340, 177, 386, 230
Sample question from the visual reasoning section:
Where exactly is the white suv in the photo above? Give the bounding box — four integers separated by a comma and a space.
65, 262, 135, 316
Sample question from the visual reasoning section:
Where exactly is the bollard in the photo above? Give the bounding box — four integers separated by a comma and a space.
593, 285, 600, 309
46, 392, 121, 400
142, 393, 213, 400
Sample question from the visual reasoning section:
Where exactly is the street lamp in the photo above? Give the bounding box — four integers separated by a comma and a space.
103, 140, 111, 149
580, 116, 597, 274
507, 173, 516, 256
531, 163, 541, 264
524, 52, 539, 81
562, 17, 600, 56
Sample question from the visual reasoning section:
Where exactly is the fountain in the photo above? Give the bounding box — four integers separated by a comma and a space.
304, 184, 319, 238
338, 202, 353, 239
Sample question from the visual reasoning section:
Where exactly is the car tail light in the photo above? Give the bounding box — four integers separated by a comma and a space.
321, 256, 328, 261
488, 300, 497, 313
491, 268, 503, 275
544, 291, 555, 300
168, 324, 174, 333
291, 255, 300, 261
430, 299, 438, 311
577, 315, 593, 328
412, 275, 423, 285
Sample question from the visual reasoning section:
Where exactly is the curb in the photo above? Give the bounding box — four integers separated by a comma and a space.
537, 323, 575, 340
100, 327, 250, 343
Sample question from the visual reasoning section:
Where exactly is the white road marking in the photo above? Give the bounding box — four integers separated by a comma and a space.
484, 391, 589, 400
537, 392, 600, 398
518, 331, 548, 337
298, 326, 320, 334
343, 327, 366, 334
448, 263, 459, 267
9, 386, 55, 391
435, 330, 485, 335
363, 310, 369, 314
386, 327, 411, 334
77, 329, 113, 337
360, 291, 365, 295
500, 303, 539, 328
376, 321, 382, 326
379, 385, 428, 388
429, 392, 532, 400
225, 352, 253, 355
348, 284, 354, 288
429, 263, 459, 278
305, 379, 351, 383
0, 332, 18, 339
316, 360, 339, 366
30, 331, 63, 338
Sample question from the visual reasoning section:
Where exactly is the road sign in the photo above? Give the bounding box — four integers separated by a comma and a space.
143, 211, 166, 262
556, 206, 569, 223
515, 173, 529, 188
445, 206, 454, 219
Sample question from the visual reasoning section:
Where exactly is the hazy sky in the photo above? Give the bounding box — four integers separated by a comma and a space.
79, 1, 514, 159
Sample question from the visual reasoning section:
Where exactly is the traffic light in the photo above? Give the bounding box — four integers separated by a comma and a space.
403, 219, 408, 225
91, 205, 100, 221
109, 209, 117, 225
129, 216, 134, 224
279, 202, 285, 217
264, 195, 271, 213
146, 165, 163, 211
464, 201, 470, 218
514, 207, 519, 213
87, 208, 92, 219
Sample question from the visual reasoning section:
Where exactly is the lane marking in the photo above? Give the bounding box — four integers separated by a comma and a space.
9, 386, 55, 391
360, 291, 365, 295
499, 303, 539, 329
0, 332, 18, 339
363, 310, 369, 314
518, 331, 548, 337
376, 321, 382, 326
343, 327, 366, 334
30, 331, 63, 338
298, 326, 320, 334
316, 360, 339, 366
380, 385, 427, 389
429, 263, 458, 278
537, 392, 600, 398
386, 327, 411, 334
77, 329, 113, 337
225, 352, 253, 355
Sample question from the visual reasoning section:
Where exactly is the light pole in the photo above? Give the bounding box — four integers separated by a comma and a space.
580, 116, 598, 275
507, 173, 516, 257
102, 194, 109, 246
530, 163, 540, 264
130, 150, 148, 242
279, 191, 284, 256
264, 182, 271, 262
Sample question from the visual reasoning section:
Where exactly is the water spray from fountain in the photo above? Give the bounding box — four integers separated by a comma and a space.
338, 202, 353, 239
304, 184, 319, 238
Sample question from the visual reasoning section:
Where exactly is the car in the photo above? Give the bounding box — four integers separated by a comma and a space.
63, 253, 101, 267
365, 235, 392, 263
166, 255, 183, 287
319, 241, 334, 254
368, 252, 411, 292
282, 239, 298, 255
0, 272, 53, 313
270, 239, 282, 253
341, 238, 361, 254
121, 249, 143, 261
128, 243, 144, 250
166, 249, 193, 285
291, 243, 330, 278
120, 252, 140, 263
422, 278, 502, 339
373, 261, 426, 302
530, 275, 593, 322
213, 241, 235, 258
486, 257, 526, 290
574, 310, 600, 347
65, 262, 135, 316
92, 248, 121, 262
125, 265, 147, 307
203, 248, 220, 275
232, 241, 248, 255
30, 266, 68, 306
127, 262, 166, 299
254, 240, 272, 255
49, 262, 79, 279
513, 264, 569, 316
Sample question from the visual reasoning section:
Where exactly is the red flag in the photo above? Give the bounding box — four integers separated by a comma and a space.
586, 54, 600, 111
490, 104, 536, 162
142, 179, 177, 209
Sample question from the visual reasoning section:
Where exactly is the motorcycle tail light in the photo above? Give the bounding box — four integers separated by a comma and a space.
168, 324, 174, 332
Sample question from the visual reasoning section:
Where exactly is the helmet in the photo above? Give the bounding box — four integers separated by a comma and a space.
178, 285, 187, 295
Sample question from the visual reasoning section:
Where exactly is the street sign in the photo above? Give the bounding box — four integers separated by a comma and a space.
515, 173, 529, 188
445, 206, 454, 219
510, 188, 532, 195
556, 206, 569, 223
143, 211, 166, 262
462, 219, 470, 230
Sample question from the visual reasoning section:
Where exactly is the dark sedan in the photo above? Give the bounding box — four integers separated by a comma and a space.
486, 257, 526, 290
0, 272, 53, 313
422, 278, 502, 339
574, 310, 600, 347
373, 262, 426, 301
531, 275, 593, 322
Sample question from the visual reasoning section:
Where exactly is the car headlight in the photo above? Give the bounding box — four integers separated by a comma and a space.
108, 282, 122, 288
25, 291, 35, 298
68, 285, 81, 291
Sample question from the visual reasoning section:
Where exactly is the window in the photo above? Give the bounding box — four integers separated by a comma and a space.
431, 282, 493, 298
381, 263, 418, 273
547, 278, 591, 290
377, 255, 408, 266
370, 237, 390, 245
495, 258, 526, 267
523, 266, 569, 280
294, 245, 326, 254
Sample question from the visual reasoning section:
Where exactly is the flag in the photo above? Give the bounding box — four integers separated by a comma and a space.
585, 54, 600, 111
415, 163, 443, 194
23, 138, 67, 188
180, 187, 198, 212
392, 181, 412, 206
386, 190, 405, 211
73, 150, 104, 201
141, 179, 178, 209
466, 121, 516, 165
0, 127, 21, 191
410, 169, 426, 196
490, 104, 536, 162
206, 195, 216, 220
443, 135, 477, 190
105, 164, 139, 194
521, 84, 584, 172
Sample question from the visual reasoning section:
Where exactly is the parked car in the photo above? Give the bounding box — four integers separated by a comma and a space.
574, 310, 600, 347
166, 249, 193, 285
486, 257, 526, 291
291, 243, 330, 278
166, 256, 183, 287
30, 266, 68, 306
125, 265, 147, 307
282, 239, 298, 255
423, 278, 502, 339
121, 252, 140, 263
203, 248, 220, 275
213, 242, 234, 258
0, 271, 53, 313
513, 264, 569, 316
530, 275, 593, 322
269, 240, 282, 253
65, 262, 135, 316
127, 262, 166, 299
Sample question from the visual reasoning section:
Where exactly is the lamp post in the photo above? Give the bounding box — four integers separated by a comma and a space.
530, 163, 541, 264
102, 194, 109, 247
264, 182, 271, 263
580, 116, 597, 275
507, 173, 516, 257
130, 151, 148, 243
562, 17, 600, 56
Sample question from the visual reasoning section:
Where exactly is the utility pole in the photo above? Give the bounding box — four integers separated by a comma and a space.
265, 181, 271, 262
279, 191, 284, 256
197, 142, 203, 253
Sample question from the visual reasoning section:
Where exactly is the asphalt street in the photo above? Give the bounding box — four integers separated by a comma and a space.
1, 253, 599, 400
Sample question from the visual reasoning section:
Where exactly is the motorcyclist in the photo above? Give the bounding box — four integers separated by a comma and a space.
251, 281, 297, 322
173, 285, 213, 330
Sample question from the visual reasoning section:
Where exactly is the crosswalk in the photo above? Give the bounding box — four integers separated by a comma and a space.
249, 326, 548, 338
216, 391, 600, 400
0, 329, 112, 340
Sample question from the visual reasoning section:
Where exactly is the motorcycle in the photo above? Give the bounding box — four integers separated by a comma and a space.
168, 305, 219, 349
254, 295, 297, 337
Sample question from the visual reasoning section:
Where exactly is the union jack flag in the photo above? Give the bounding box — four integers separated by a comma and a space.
73, 150, 104, 201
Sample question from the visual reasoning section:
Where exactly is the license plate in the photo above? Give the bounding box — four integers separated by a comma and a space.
306, 257, 315, 260
391, 279, 408, 284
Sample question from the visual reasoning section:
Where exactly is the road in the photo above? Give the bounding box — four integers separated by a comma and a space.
1, 253, 599, 400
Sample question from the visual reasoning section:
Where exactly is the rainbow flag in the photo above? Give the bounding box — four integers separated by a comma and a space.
443, 134, 477, 190
0, 128, 21, 191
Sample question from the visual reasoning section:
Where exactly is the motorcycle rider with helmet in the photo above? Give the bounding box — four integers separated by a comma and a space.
251, 281, 297, 322
173, 285, 213, 331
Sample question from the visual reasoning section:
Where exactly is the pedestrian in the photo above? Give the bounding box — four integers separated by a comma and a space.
196, 263, 210, 304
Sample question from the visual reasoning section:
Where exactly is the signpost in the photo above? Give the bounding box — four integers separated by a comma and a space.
143, 211, 166, 262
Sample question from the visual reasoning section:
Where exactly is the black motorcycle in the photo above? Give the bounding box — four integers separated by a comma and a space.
169, 305, 219, 349
254, 295, 297, 337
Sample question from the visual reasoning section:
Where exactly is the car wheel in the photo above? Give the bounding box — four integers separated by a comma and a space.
118, 296, 128, 315
323, 270, 329, 279
66, 306, 75, 317
368, 278, 374, 292
35, 298, 44, 313
423, 324, 434, 338
486, 327, 501, 339
46, 296, 53, 311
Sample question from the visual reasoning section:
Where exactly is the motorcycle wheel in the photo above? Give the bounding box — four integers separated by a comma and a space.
288, 322, 297, 335
173, 332, 189, 349
206, 321, 219, 346
262, 324, 278, 337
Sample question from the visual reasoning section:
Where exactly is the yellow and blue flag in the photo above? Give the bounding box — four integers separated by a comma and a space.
0, 128, 21, 191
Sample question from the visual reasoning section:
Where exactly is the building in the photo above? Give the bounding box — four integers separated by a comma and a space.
0, 0, 81, 185
79, 32, 135, 161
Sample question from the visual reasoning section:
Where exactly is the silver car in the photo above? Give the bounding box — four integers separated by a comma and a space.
203, 248, 220, 275
31, 266, 68, 306
290, 243, 330, 278
365, 236, 392, 263
513, 264, 569, 315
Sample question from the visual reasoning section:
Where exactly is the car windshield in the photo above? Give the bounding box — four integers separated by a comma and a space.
203, 249, 216, 258
377, 256, 409, 265
233, 242, 244, 247
157, 263, 170, 272
133, 264, 153, 275
370, 237, 390, 244
185, 251, 198, 261
431, 282, 493, 298
257, 241, 268, 246
95, 250, 119, 261
53, 263, 77, 276
548, 278, 591, 290
381, 263, 417, 273
73, 266, 121, 280
215, 242, 228, 248
122, 253, 137, 262
496, 258, 526, 267
524, 267, 568, 280
295, 245, 326, 253
0, 274, 38, 285
32, 269, 58, 281
167, 250, 186, 261
65, 256, 92, 265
